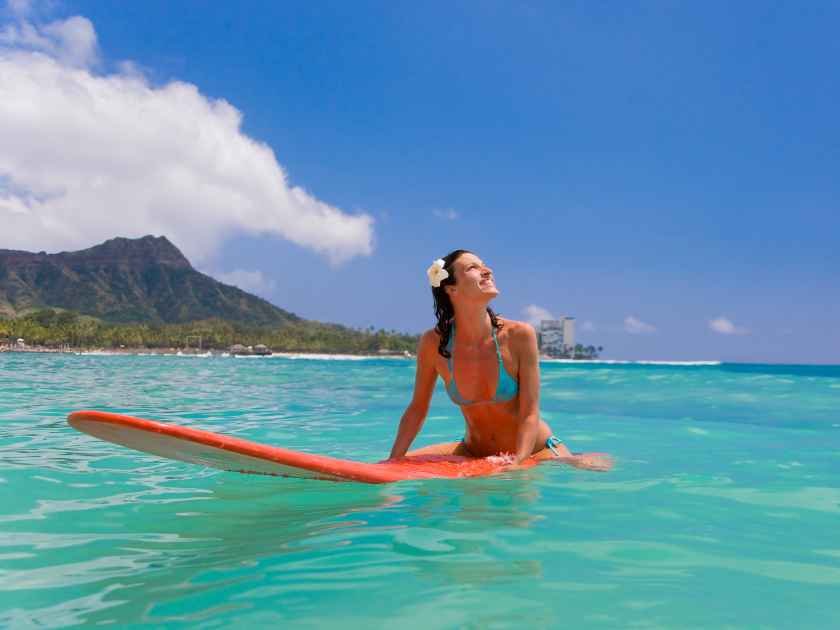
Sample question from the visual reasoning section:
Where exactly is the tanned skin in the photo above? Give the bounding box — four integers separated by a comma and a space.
388, 252, 612, 471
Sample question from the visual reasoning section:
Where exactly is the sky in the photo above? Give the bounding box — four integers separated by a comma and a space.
1, 0, 838, 363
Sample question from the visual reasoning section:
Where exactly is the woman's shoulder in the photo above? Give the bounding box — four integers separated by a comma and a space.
499, 318, 537, 338
498, 318, 538, 348
420, 327, 441, 342
418, 328, 442, 351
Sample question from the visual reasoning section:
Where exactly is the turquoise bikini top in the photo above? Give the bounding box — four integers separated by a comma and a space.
445, 323, 519, 406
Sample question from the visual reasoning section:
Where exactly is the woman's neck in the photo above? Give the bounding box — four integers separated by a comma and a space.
453, 304, 493, 344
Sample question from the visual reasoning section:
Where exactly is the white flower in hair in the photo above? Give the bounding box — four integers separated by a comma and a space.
426, 258, 449, 288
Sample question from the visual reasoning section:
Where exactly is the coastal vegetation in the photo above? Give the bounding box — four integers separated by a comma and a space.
564, 344, 604, 360
0, 309, 418, 355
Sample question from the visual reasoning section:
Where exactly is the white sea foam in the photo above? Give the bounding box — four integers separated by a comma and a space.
227, 352, 409, 361
80, 350, 214, 358
540, 359, 722, 366
270, 352, 409, 361
77, 352, 715, 364
75, 350, 410, 360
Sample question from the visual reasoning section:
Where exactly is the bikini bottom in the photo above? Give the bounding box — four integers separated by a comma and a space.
459, 435, 565, 456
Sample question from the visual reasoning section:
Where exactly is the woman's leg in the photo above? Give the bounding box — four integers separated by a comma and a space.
406, 438, 613, 470
406, 441, 471, 457
534, 437, 613, 471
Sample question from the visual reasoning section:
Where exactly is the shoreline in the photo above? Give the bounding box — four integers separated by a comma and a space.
0, 346, 414, 360
1, 346, 720, 365
2, 348, 838, 367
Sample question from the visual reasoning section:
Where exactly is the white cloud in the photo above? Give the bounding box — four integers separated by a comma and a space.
709, 316, 749, 335
213, 269, 275, 298
624, 315, 656, 334
523, 304, 555, 327
0, 9, 373, 265
1, 14, 98, 68
581, 320, 596, 332
432, 208, 459, 221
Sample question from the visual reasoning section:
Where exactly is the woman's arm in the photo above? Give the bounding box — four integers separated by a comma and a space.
388, 331, 439, 459
513, 323, 541, 464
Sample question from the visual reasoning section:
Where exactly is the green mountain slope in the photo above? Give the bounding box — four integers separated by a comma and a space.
0, 236, 298, 325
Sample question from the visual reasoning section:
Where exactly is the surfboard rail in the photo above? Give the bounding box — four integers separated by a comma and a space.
68, 411, 534, 483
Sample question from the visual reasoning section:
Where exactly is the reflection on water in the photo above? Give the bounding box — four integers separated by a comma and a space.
0, 458, 552, 626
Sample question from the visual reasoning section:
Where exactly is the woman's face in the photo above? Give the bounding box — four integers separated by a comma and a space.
448, 252, 499, 301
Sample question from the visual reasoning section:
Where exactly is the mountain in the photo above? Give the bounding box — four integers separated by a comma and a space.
0, 236, 299, 325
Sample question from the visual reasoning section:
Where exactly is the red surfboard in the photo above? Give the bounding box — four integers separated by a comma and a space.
68, 411, 538, 484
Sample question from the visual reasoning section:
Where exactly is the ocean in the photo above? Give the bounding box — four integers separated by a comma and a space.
1, 353, 839, 628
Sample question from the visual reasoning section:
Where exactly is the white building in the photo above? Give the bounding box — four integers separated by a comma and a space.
539, 318, 575, 357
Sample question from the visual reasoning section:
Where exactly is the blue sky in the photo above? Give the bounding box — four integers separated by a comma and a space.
1, 1, 838, 362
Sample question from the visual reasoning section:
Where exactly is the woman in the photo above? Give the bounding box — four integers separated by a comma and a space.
388, 249, 611, 471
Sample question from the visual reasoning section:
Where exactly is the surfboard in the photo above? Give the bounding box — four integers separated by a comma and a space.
67, 411, 538, 484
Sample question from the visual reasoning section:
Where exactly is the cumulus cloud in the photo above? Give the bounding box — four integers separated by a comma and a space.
709, 316, 749, 335
0, 13, 98, 68
523, 304, 555, 327
624, 315, 656, 334
213, 269, 275, 298
432, 208, 459, 221
0, 7, 373, 265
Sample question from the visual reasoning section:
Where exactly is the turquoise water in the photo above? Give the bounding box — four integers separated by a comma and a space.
2, 354, 840, 628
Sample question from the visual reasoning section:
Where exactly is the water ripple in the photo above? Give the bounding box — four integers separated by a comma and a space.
2, 355, 840, 627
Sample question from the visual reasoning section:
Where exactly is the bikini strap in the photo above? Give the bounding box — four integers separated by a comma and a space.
491, 326, 502, 362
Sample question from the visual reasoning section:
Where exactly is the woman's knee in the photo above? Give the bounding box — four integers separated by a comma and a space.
535, 439, 571, 460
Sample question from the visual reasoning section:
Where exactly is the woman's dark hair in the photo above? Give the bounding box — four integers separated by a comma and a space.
432, 249, 502, 358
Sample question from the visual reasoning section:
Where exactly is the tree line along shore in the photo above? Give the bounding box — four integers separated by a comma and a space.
0, 309, 418, 356
1, 309, 605, 359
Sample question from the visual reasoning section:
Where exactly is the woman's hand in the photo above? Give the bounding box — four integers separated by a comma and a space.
484, 453, 517, 466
